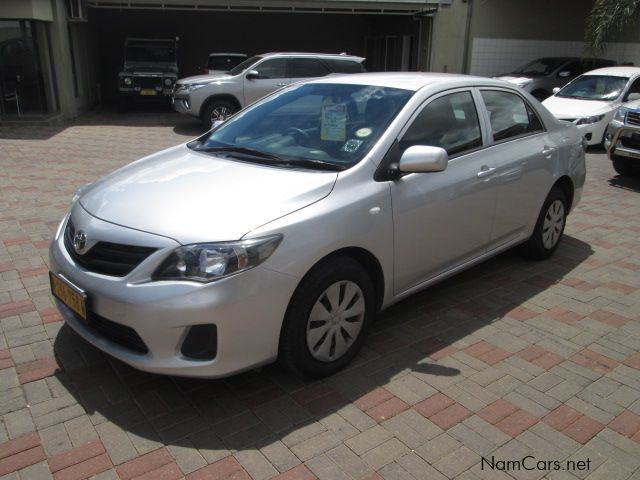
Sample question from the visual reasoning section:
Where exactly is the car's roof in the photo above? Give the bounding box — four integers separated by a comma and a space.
259, 52, 365, 61
583, 66, 640, 77
208, 53, 247, 57
307, 72, 512, 91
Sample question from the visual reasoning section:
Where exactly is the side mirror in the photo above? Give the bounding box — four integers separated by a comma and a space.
558, 71, 571, 78
626, 92, 640, 102
553, 87, 561, 95
398, 145, 448, 173
245, 70, 260, 80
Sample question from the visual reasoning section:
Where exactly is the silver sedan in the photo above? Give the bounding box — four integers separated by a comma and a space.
49, 73, 586, 378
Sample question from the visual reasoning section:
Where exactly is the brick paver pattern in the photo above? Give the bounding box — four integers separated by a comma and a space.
1, 110, 639, 480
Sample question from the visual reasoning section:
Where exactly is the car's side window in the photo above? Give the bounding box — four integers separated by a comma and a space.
560, 61, 581, 77
624, 78, 640, 101
253, 59, 287, 79
399, 91, 482, 157
288, 59, 330, 78
480, 90, 543, 143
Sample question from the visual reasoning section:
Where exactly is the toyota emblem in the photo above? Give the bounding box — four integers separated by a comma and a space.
73, 230, 87, 253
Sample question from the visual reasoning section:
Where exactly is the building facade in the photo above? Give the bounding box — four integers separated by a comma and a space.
1, 0, 639, 123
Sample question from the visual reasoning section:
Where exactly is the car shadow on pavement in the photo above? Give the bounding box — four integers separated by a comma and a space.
608, 174, 640, 192
52, 234, 593, 458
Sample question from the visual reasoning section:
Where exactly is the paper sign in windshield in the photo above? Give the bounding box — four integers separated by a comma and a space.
321, 103, 347, 142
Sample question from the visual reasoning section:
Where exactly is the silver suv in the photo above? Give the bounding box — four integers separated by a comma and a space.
172, 52, 365, 127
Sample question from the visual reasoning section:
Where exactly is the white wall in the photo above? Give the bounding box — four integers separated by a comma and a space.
470, 38, 640, 77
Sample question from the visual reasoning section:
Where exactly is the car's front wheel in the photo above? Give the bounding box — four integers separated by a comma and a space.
202, 100, 237, 129
612, 156, 637, 177
279, 256, 375, 377
520, 187, 567, 260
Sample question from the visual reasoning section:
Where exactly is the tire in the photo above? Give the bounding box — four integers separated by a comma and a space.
279, 256, 375, 378
520, 187, 568, 260
531, 89, 550, 101
613, 157, 637, 177
201, 100, 237, 129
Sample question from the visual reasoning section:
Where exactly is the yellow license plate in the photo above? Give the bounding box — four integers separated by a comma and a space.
140, 89, 157, 96
49, 273, 88, 321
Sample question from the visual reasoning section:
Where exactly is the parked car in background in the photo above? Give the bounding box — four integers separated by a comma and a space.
118, 37, 179, 98
495, 57, 616, 101
50, 73, 585, 378
542, 66, 640, 146
204, 53, 247, 75
172, 52, 366, 128
605, 98, 640, 176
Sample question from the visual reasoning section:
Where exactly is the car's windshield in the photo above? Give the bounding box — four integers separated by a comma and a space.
227, 56, 262, 75
512, 58, 569, 76
208, 55, 246, 71
126, 41, 176, 62
189, 83, 413, 170
556, 75, 628, 100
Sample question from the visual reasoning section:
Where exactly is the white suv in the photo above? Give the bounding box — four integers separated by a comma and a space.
172, 52, 365, 128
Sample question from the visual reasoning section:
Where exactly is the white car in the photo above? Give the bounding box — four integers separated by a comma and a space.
542, 66, 640, 146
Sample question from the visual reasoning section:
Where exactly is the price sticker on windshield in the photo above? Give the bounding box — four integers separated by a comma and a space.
321, 103, 347, 142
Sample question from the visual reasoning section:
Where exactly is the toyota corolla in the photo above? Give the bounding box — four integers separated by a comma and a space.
50, 73, 586, 378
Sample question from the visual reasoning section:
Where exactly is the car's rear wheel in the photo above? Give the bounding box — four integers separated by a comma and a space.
520, 187, 567, 260
612, 156, 637, 177
202, 100, 237, 129
279, 256, 375, 377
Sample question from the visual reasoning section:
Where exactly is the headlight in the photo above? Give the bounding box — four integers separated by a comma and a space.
123, 77, 132, 86
71, 183, 92, 203
164, 78, 173, 86
152, 235, 283, 283
575, 114, 605, 125
614, 108, 627, 123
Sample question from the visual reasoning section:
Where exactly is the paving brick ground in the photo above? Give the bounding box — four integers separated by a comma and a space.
1, 108, 640, 480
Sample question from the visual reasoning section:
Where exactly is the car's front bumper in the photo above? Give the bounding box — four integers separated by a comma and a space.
49, 206, 298, 378
605, 120, 640, 161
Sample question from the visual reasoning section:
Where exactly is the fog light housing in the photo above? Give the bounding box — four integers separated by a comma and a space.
181, 324, 217, 360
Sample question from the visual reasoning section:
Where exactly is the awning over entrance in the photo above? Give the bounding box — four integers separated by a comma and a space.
87, 0, 449, 14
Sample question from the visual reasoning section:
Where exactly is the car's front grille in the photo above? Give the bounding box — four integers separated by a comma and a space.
89, 313, 149, 354
64, 221, 157, 277
621, 134, 640, 150
627, 111, 640, 127
134, 76, 161, 89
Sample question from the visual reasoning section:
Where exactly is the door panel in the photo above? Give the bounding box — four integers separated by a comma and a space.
391, 90, 495, 295
243, 58, 289, 105
478, 89, 554, 248
391, 151, 498, 294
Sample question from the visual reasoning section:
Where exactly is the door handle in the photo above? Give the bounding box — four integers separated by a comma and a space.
542, 146, 555, 156
477, 167, 496, 178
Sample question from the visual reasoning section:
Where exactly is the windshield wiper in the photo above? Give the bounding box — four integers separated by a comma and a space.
192, 146, 344, 171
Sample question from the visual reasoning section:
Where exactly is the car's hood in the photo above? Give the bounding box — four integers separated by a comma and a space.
541, 95, 615, 118
177, 73, 231, 85
623, 99, 640, 111
80, 145, 338, 244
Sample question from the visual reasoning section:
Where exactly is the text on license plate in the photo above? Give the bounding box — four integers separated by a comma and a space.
49, 273, 87, 321
140, 89, 157, 96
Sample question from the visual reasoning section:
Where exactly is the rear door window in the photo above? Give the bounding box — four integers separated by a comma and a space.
480, 90, 543, 142
323, 59, 366, 73
288, 59, 330, 78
